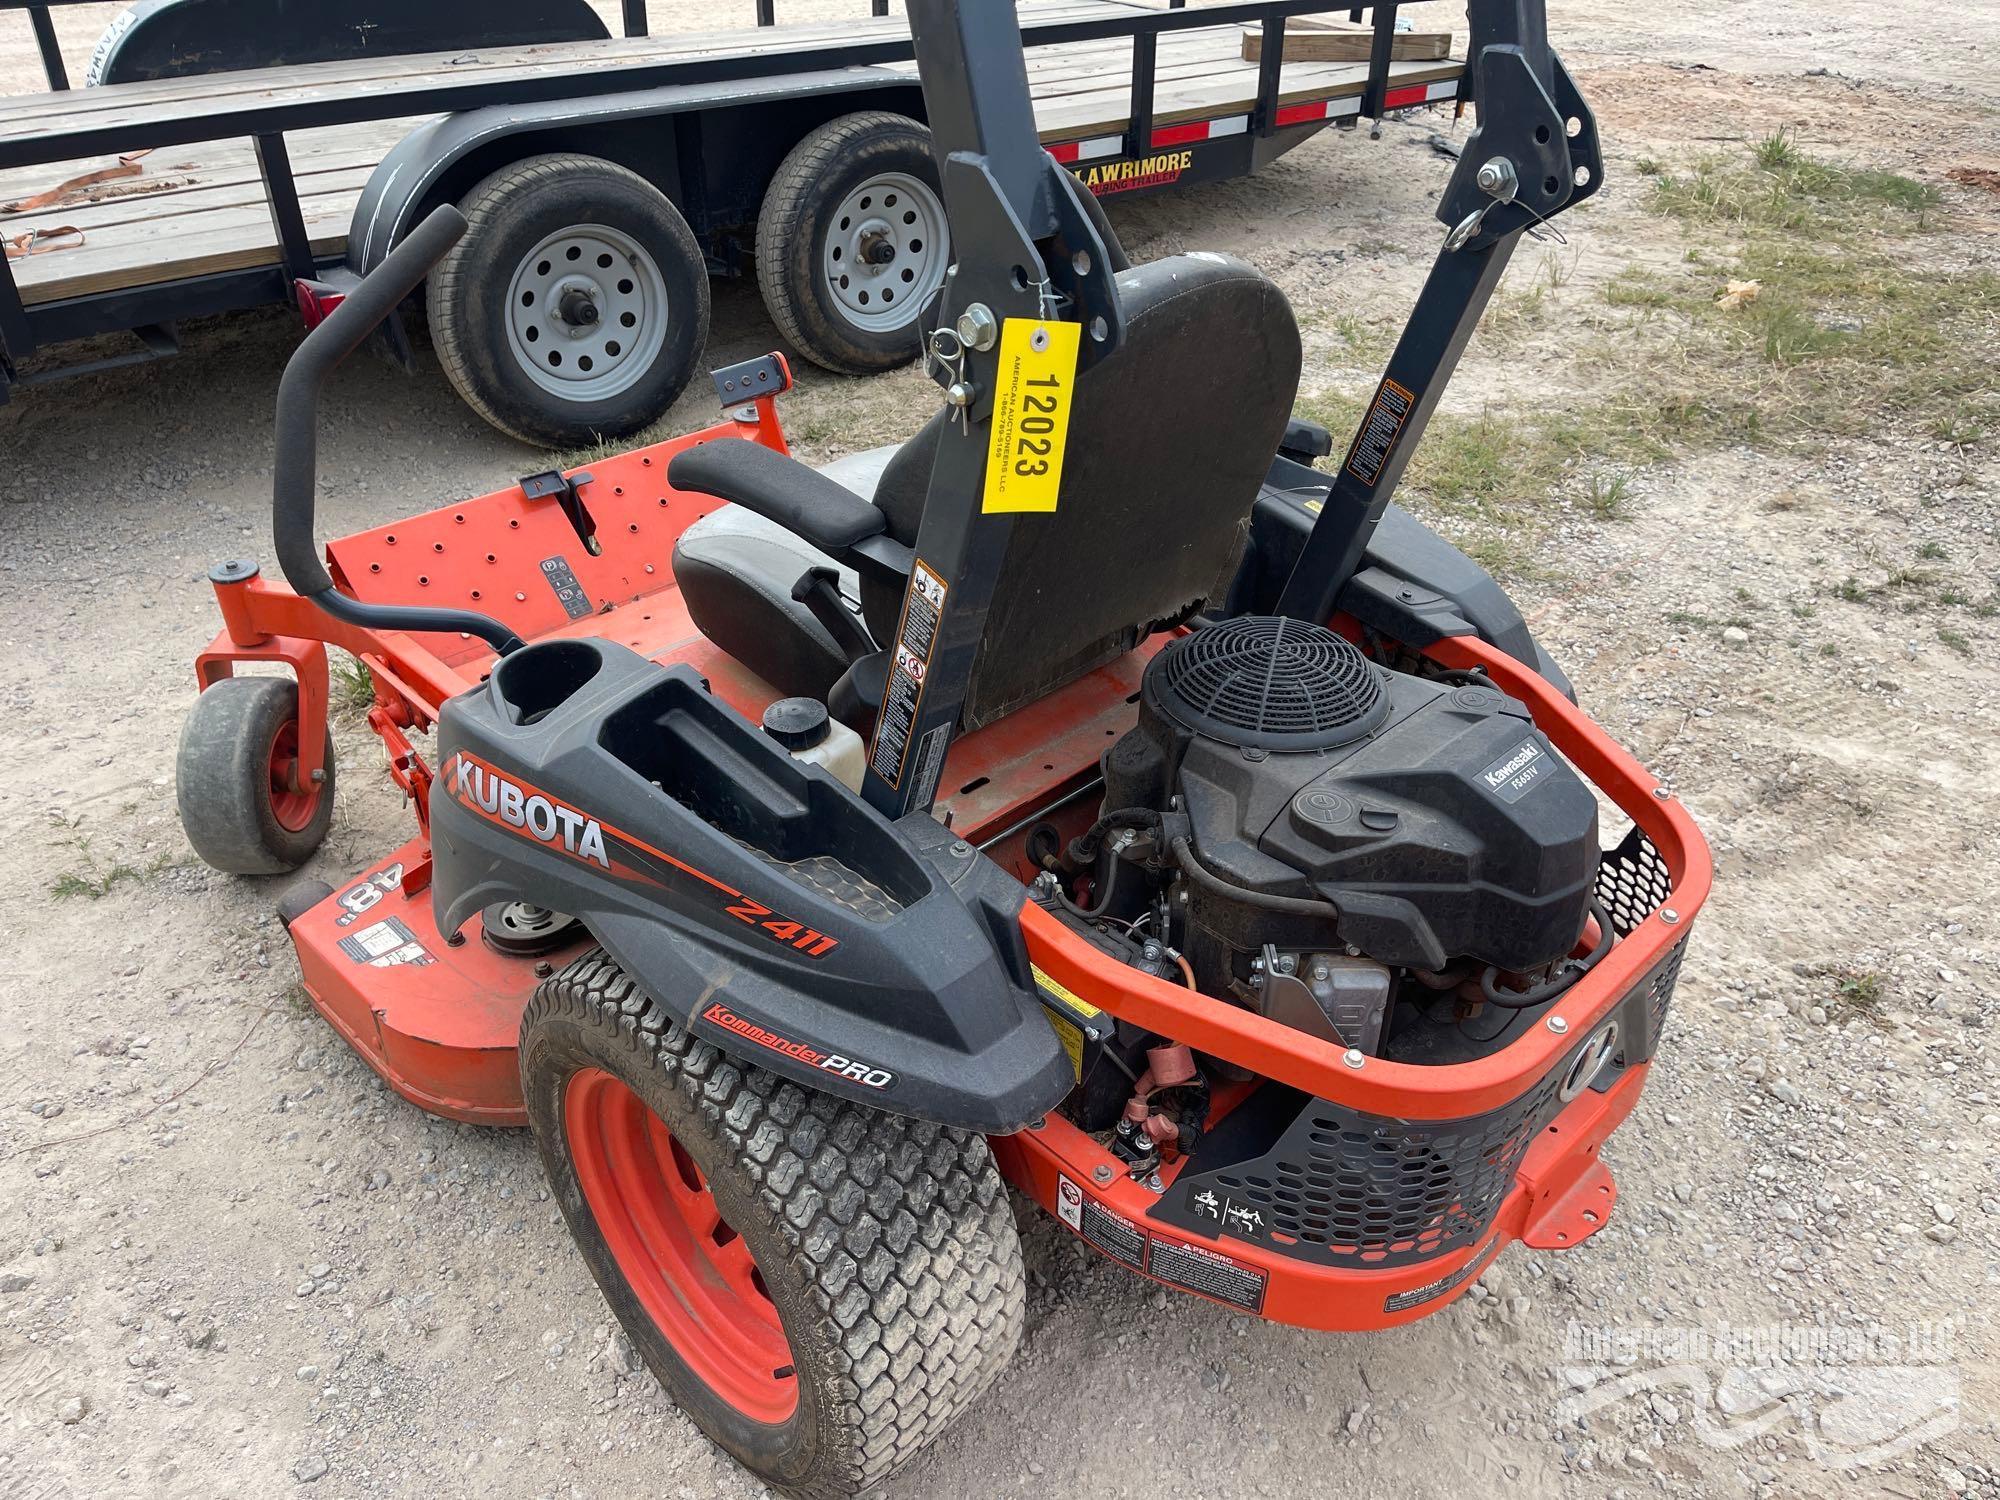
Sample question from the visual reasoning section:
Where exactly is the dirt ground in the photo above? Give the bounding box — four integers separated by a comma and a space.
3, 2, 1998, 1497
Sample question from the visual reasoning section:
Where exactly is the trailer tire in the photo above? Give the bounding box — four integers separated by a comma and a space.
756, 112, 949, 374
521, 949, 1024, 1499
177, 676, 335, 875
427, 154, 710, 448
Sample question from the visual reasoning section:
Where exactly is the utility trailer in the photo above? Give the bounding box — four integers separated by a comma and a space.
1, 0, 1468, 444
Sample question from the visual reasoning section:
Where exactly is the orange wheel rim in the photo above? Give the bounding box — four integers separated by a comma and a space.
266, 718, 320, 832
563, 1068, 798, 1423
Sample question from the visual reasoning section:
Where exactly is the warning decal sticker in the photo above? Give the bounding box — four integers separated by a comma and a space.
337, 916, 434, 968
867, 559, 949, 788
1056, 1175, 1084, 1232
539, 556, 595, 620
1344, 376, 1415, 486
1030, 963, 1102, 1018
1148, 1235, 1267, 1313
1061, 1185, 1269, 1313
1383, 1237, 1499, 1314
1080, 1198, 1146, 1270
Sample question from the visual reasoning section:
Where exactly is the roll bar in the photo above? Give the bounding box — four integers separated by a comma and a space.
272, 204, 524, 654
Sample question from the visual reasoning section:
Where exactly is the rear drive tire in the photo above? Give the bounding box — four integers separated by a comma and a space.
755, 112, 949, 374
177, 676, 335, 875
521, 949, 1023, 1499
427, 153, 710, 448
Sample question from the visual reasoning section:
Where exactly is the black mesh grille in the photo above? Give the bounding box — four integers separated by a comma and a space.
1594, 827, 1683, 1037
1150, 616, 1389, 750
1193, 1070, 1569, 1267
1153, 828, 1694, 1268
1595, 826, 1674, 937
1631, 934, 1687, 1042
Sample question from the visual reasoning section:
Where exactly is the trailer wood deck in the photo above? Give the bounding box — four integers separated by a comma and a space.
0, 0, 1460, 309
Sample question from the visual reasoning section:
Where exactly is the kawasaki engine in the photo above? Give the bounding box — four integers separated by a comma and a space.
1033, 617, 1608, 1172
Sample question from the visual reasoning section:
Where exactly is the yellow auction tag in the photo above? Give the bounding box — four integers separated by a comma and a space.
981, 317, 1081, 513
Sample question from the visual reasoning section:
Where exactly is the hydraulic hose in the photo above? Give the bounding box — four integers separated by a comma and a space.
1479, 900, 1617, 1009
271, 204, 522, 653
1168, 835, 1341, 923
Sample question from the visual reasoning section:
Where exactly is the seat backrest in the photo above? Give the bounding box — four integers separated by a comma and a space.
862, 252, 1301, 731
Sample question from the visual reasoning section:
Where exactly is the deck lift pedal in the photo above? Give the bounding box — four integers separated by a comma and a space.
175, 1, 1708, 1493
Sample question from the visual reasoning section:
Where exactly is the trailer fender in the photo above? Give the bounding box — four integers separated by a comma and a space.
426, 641, 1071, 1136
347, 69, 925, 276
86, 0, 608, 87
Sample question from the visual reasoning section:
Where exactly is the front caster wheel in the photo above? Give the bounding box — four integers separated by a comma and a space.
521, 950, 1023, 1499
176, 676, 335, 874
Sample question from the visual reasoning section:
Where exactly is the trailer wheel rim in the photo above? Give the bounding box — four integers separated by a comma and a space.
266, 717, 319, 833
821, 171, 946, 334
563, 1068, 798, 1424
505, 224, 670, 402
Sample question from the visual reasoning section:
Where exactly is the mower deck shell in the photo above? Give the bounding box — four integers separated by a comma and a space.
287, 835, 587, 1123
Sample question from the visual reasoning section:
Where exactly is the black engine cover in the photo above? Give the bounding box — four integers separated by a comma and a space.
1108, 620, 1599, 973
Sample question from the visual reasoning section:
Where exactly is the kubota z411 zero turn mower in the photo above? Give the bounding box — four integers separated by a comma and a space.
176, 1, 1709, 1492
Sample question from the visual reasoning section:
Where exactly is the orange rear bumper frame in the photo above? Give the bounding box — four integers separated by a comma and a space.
995, 632, 1710, 1329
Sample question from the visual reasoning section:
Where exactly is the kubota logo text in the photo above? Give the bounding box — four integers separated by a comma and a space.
448, 757, 609, 868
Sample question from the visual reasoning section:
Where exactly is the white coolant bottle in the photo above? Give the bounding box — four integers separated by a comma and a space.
762, 697, 866, 794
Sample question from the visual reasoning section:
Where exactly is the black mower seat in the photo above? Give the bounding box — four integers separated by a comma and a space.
671, 251, 1302, 731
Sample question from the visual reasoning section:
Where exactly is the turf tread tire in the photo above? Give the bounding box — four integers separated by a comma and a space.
176, 676, 334, 875
521, 948, 1022, 1498
427, 153, 709, 448
755, 112, 940, 375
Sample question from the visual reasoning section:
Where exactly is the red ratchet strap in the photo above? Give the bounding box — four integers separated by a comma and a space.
1, 147, 154, 215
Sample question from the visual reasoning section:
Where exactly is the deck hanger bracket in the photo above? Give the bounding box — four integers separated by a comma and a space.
519, 468, 601, 555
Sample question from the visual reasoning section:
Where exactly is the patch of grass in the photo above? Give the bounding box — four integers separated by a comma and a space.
1938, 628, 1973, 657
52, 864, 141, 901
1830, 968, 1886, 1012
1834, 567, 1936, 606
1296, 367, 1683, 575
1652, 150, 1941, 235
1754, 127, 1798, 170
1819, 642, 1840, 657
1293, 141, 1977, 564
1584, 472, 1633, 518
1616, 144, 1988, 443
1916, 541, 1947, 561
1601, 267, 1681, 310
331, 651, 376, 716
1305, 309, 1394, 364
1931, 405, 1989, 449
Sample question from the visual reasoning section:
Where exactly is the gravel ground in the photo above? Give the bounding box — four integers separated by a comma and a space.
1, 2, 1996, 1498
